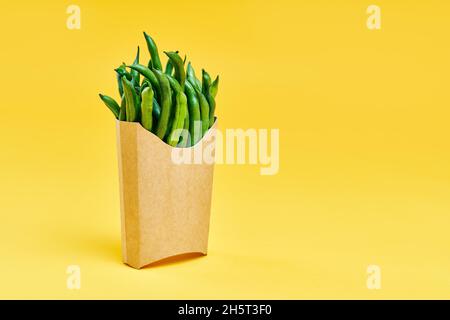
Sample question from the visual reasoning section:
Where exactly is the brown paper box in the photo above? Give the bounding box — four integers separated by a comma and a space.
116, 120, 217, 269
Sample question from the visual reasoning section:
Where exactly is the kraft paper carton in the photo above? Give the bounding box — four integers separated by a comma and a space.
116, 120, 217, 269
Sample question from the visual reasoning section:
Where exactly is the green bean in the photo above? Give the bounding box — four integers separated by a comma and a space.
141, 77, 149, 89
116, 71, 124, 97
206, 92, 216, 127
186, 62, 201, 91
184, 81, 201, 145
143, 32, 162, 71
207, 98, 216, 127
164, 51, 185, 90
152, 97, 161, 124
166, 75, 188, 145
99, 94, 120, 119
122, 77, 138, 122
131, 47, 140, 88
210, 75, 219, 98
140, 86, 153, 131
182, 108, 190, 147
115, 64, 131, 97
119, 94, 126, 121
166, 74, 182, 93
194, 86, 210, 135
202, 69, 211, 96
153, 69, 172, 139
128, 64, 160, 97
167, 91, 187, 147
115, 67, 132, 80
202, 69, 216, 127
165, 60, 173, 75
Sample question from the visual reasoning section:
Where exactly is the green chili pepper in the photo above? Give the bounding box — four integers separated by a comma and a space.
143, 32, 162, 71
153, 69, 172, 139
99, 94, 120, 119
131, 47, 140, 88
186, 62, 201, 91
140, 86, 153, 132
194, 86, 210, 136
184, 81, 202, 145
210, 75, 219, 98
119, 94, 126, 121
122, 77, 139, 122
164, 51, 185, 90
128, 64, 160, 97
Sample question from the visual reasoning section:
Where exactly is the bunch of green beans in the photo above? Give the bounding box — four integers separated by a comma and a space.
99, 32, 219, 147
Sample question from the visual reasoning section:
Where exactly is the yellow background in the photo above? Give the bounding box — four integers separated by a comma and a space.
0, 0, 449, 299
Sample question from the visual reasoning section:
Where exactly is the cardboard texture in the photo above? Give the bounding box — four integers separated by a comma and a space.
116, 120, 217, 269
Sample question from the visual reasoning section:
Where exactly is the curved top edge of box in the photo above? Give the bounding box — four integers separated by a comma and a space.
116, 118, 218, 151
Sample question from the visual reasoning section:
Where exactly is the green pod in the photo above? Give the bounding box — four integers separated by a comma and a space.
206, 93, 216, 127
165, 60, 173, 76
140, 86, 153, 131
117, 71, 124, 97
153, 69, 172, 139
135, 92, 141, 121
186, 62, 201, 91
115, 64, 131, 97
152, 97, 161, 125
121, 77, 138, 122
99, 94, 120, 119
166, 74, 182, 93
202, 69, 216, 127
115, 65, 132, 79
130, 47, 140, 88
182, 107, 190, 147
194, 86, 210, 135
167, 91, 188, 147
141, 77, 149, 89
119, 94, 126, 121
143, 32, 162, 71
202, 69, 212, 96
128, 64, 160, 97
164, 51, 185, 90
184, 81, 202, 145
164, 50, 178, 76
210, 75, 219, 98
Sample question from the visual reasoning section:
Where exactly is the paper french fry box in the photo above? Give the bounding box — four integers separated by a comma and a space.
116, 120, 217, 269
